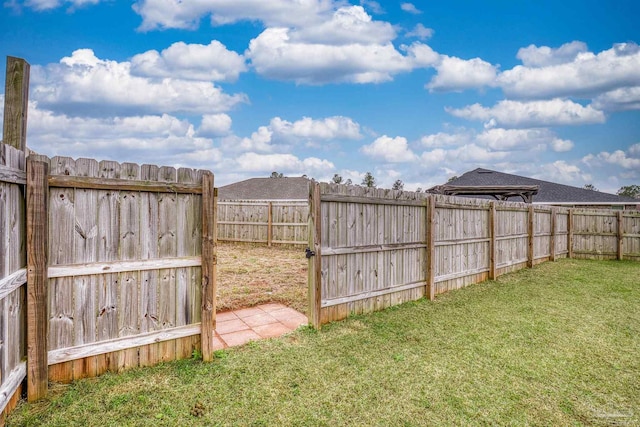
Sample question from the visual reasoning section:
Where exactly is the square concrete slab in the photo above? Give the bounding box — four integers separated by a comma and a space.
234, 307, 267, 319
216, 311, 239, 322
216, 318, 250, 335
219, 329, 261, 347
253, 322, 293, 338
242, 312, 279, 328
212, 304, 308, 349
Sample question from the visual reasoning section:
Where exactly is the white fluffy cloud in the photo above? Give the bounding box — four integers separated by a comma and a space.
130, 41, 246, 82
218, 115, 362, 153
531, 160, 591, 185
23, 100, 221, 166
31, 49, 247, 116
270, 116, 362, 140
498, 42, 640, 99
592, 86, 640, 111
447, 99, 606, 128
291, 6, 395, 46
516, 41, 588, 67
588, 148, 640, 170
400, 3, 421, 14
361, 135, 417, 162
550, 138, 574, 152
198, 114, 232, 137
418, 127, 573, 164
405, 24, 434, 40
246, 27, 416, 84
421, 131, 470, 148
133, 0, 335, 31
427, 55, 498, 92
7, 0, 101, 11
581, 144, 640, 186
475, 128, 556, 151
235, 152, 334, 173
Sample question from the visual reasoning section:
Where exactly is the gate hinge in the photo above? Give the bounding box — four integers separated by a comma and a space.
305, 247, 315, 259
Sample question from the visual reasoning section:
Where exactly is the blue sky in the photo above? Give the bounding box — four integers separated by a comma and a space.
1, 0, 639, 192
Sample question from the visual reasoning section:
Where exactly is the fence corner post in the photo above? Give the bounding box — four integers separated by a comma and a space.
308, 181, 322, 328
426, 194, 436, 300
527, 204, 534, 268
267, 201, 273, 247
550, 207, 556, 262
201, 174, 216, 362
568, 209, 574, 259
489, 201, 496, 279
26, 157, 48, 402
3, 56, 30, 152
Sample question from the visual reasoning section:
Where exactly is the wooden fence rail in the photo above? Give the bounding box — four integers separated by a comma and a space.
217, 199, 308, 246
309, 182, 639, 327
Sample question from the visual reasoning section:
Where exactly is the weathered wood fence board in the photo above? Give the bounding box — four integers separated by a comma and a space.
311, 182, 637, 326
0, 143, 27, 415
217, 199, 308, 245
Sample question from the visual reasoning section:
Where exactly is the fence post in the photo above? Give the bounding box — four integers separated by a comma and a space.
201, 174, 216, 362
308, 181, 322, 328
568, 209, 574, 259
3, 57, 30, 152
617, 211, 624, 260
527, 205, 534, 268
550, 207, 556, 262
425, 195, 436, 300
26, 157, 48, 402
489, 201, 496, 279
267, 201, 273, 247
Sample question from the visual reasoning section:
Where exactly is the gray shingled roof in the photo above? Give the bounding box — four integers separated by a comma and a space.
218, 177, 310, 200
446, 168, 637, 205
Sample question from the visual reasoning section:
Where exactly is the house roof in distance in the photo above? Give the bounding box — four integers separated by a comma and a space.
218, 177, 310, 200
443, 168, 637, 205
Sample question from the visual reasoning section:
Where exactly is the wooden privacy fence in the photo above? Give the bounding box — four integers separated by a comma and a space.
23, 154, 217, 402
308, 182, 640, 327
0, 56, 29, 422
217, 199, 308, 246
0, 144, 27, 419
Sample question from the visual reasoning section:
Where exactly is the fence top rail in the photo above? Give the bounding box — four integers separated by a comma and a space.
572, 209, 640, 217
48, 174, 203, 194
218, 199, 307, 204
0, 162, 26, 185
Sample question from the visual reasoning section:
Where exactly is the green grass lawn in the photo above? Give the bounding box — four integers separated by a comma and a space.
9, 259, 640, 426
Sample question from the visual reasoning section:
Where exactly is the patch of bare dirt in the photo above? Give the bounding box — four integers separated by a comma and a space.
216, 242, 308, 314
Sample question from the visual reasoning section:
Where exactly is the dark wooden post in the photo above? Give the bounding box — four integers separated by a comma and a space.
201, 174, 216, 362
3, 57, 30, 151
267, 201, 273, 247
489, 201, 496, 279
617, 211, 624, 260
527, 205, 535, 268
306, 182, 323, 328
426, 195, 436, 300
568, 209, 574, 259
550, 208, 556, 262
26, 158, 48, 402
